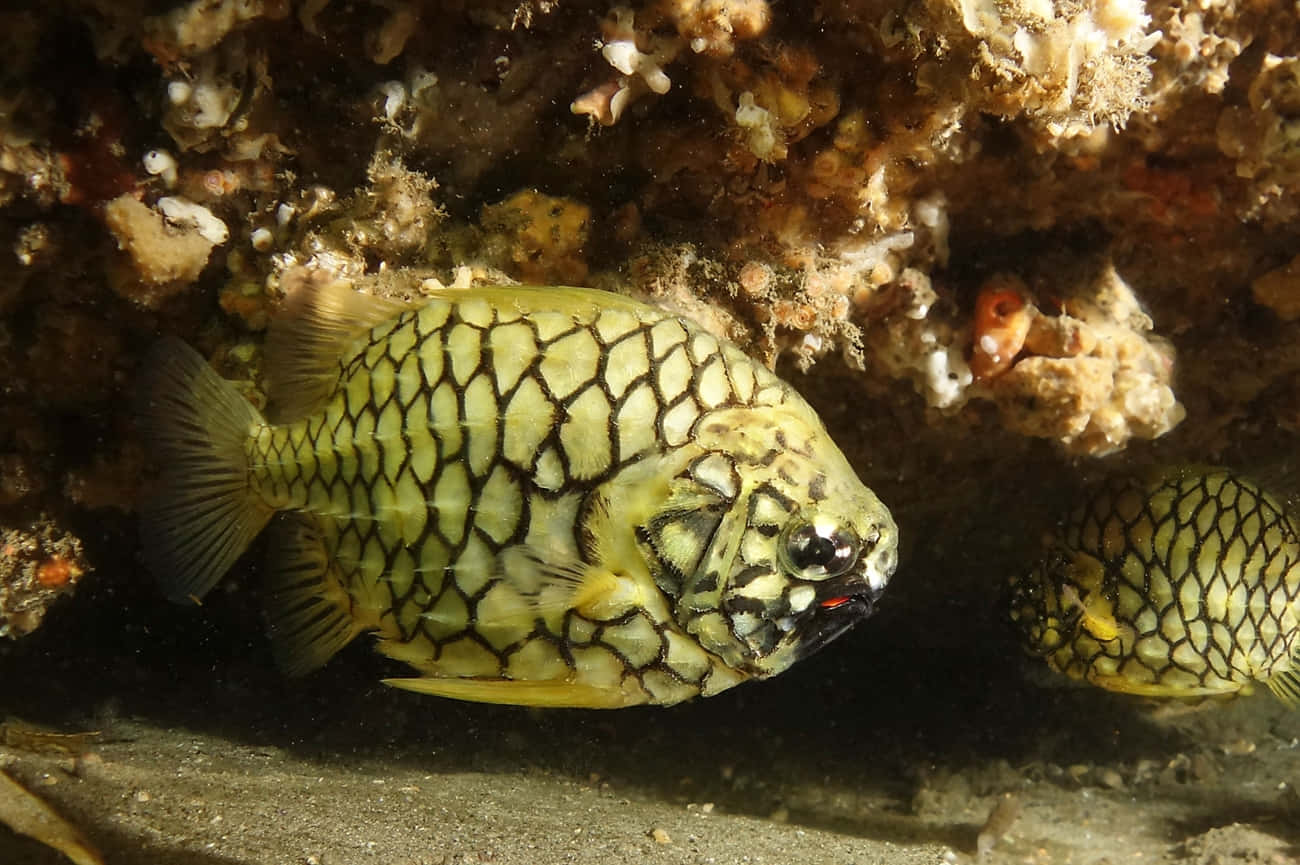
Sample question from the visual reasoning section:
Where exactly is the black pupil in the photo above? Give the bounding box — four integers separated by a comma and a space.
792, 530, 839, 570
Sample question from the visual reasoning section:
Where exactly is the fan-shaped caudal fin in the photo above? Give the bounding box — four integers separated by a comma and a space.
136, 337, 273, 603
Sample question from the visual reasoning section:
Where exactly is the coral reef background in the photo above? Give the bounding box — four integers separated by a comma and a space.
2, 2, 1300, 860
4, 0, 1300, 632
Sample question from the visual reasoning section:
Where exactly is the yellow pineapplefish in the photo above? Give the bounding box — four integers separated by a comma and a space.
1010, 466, 1300, 705
138, 278, 899, 708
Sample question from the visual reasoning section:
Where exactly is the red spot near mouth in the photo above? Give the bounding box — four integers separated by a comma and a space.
820, 596, 851, 610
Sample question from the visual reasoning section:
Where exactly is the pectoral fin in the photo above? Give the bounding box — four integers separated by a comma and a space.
1079, 604, 1120, 642
469, 545, 650, 628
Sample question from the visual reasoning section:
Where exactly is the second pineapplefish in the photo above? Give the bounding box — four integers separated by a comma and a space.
138, 277, 899, 708
1010, 466, 1300, 705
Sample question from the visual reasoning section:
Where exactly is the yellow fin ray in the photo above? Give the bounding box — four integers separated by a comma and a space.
1087, 674, 1241, 699
1267, 643, 1300, 707
1266, 672, 1300, 707
382, 676, 639, 708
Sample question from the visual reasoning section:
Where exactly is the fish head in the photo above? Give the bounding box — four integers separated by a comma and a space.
1008, 543, 1144, 692
645, 427, 899, 679
747, 493, 900, 675
1009, 546, 1085, 664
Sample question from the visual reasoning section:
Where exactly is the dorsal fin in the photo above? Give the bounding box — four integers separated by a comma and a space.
264, 268, 414, 423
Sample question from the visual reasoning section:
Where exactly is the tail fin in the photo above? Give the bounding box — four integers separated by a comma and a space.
137, 337, 275, 603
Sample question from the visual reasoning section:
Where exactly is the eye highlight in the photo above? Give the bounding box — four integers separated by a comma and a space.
779, 518, 859, 580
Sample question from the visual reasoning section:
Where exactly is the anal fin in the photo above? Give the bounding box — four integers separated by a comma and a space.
382, 676, 642, 708
1088, 673, 1241, 699
262, 514, 362, 676
1267, 667, 1300, 708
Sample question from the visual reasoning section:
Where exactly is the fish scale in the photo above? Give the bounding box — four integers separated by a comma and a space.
139, 279, 897, 708
1011, 466, 1300, 704
265, 300, 740, 672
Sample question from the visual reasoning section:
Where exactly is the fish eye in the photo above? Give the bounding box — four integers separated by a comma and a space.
779, 518, 859, 580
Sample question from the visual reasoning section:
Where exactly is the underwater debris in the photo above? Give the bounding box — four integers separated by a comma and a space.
0, 517, 87, 639
143, 0, 290, 61
571, 6, 682, 126
1252, 254, 1300, 321
996, 262, 1183, 455
865, 259, 1183, 455
0, 719, 101, 758
0, 769, 102, 865
348, 154, 442, 260
663, 0, 770, 59
969, 276, 1033, 383
975, 792, 1021, 860
271, 152, 444, 282
937, 0, 1158, 137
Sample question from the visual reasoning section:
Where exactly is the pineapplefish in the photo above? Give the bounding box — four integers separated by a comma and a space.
138, 276, 899, 708
1010, 466, 1300, 705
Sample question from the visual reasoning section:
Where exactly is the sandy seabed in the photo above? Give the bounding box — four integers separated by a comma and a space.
1, 555, 1297, 865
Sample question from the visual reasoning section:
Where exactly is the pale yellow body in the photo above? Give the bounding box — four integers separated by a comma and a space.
1011, 467, 1300, 704
140, 281, 898, 708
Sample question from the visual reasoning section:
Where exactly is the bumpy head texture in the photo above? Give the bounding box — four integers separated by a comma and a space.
637, 408, 898, 678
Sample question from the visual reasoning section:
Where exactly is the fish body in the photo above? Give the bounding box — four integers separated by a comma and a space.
139, 278, 898, 708
1010, 466, 1300, 704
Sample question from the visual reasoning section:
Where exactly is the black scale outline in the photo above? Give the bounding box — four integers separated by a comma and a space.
1061, 471, 1300, 690
259, 296, 827, 698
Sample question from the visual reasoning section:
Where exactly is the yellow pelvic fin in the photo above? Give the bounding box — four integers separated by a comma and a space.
264, 268, 415, 423
136, 337, 274, 603
382, 676, 643, 708
1087, 672, 1242, 699
261, 514, 364, 676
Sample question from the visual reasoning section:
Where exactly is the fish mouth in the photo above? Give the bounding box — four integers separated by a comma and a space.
794, 587, 882, 661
